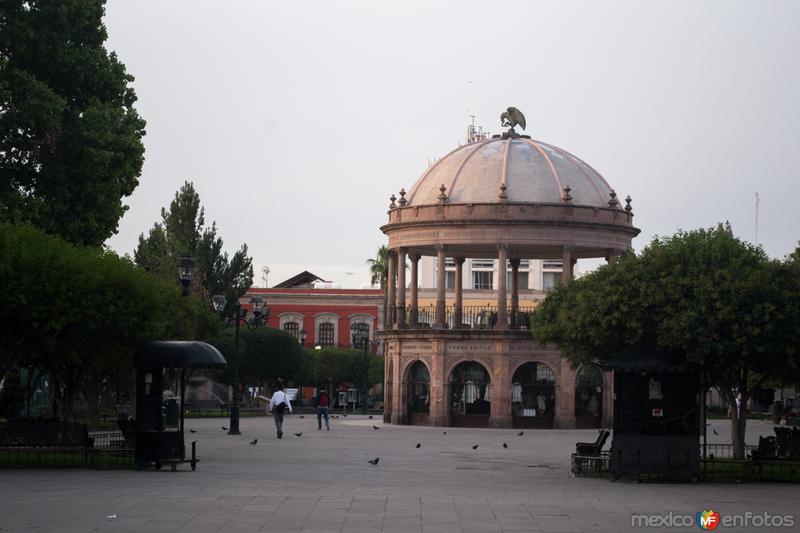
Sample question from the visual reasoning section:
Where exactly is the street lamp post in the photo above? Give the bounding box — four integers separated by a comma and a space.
178, 257, 197, 296
212, 293, 270, 435
351, 326, 370, 415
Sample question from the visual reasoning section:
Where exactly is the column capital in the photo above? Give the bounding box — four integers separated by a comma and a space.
454, 256, 466, 265
509, 258, 521, 268
409, 253, 421, 263
397, 247, 407, 254
387, 248, 398, 257
562, 245, 574, 252
434, 244, 447, 252
497, 243, 508, 251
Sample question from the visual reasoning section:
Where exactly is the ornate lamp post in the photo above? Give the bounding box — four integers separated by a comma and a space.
212, 293, 270, 435
350, 325, 371, 415
178, 257, 197, 296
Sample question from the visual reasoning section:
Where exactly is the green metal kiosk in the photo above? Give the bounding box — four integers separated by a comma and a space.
134, 341, 226, 471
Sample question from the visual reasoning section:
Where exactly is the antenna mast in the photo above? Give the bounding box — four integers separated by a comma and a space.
465, 81, 488, 143
754, 192, 760, 246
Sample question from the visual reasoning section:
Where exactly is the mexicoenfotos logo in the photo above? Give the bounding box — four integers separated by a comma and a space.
696, 510, 720, 530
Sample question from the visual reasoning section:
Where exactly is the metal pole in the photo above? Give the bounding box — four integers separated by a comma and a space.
362, 337, 369, 415
228, 303, 241, 435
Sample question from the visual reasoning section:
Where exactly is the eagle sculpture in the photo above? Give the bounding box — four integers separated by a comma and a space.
500, 107, 526, 131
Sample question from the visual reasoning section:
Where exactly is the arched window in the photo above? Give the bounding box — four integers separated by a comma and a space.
283, 321, 299, 339
407, 362, 430, 414
450, 362, 491, 419
318, 323, 335, 347
512, 362, 555, 428
351, 322, 369, 348
575, 364, 603, 428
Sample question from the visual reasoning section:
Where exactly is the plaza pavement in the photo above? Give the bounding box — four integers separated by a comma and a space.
0, 416, 797, 533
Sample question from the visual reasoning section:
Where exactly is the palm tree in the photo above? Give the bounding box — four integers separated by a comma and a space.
367, 245, 389, 325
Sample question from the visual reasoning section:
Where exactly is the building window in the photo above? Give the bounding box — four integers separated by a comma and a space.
472, 271, 493, 290
471, 259, 494, 269
318, 323, 335, 347
445, 257, 456, 267
506, 271, 529, 289
542, 260, 563, 270
445, 271, 456, 289
542, 272, 561, 291
351, 322, 369, 347
283, 321, 299, 339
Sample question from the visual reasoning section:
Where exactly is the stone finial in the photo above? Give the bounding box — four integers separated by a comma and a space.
389, 194, 397, 209
398, 188, 408, 206
437, 184, 448, 203
608, 189, 619, 208
624, 195, 632, 212
562, 185, 573, 204
499, 182, 508, 200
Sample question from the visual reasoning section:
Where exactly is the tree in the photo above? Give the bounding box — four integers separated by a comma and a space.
531, 227, 800, 458
0, 222, 218, 419
0, 0, 146, 246
367, 245, 391, 323
135, 181, 254, 316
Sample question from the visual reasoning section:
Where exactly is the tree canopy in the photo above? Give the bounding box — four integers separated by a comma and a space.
0, 0, 146, 246
0, 222, 218, 418
134, 181, 254, 316
214, 327, 305, 390
531, 227, 800, 457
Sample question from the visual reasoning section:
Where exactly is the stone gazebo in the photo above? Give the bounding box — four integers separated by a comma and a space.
379, 119, 640, 429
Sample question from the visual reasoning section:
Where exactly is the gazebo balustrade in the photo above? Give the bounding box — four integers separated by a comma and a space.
387, 304, 536, 332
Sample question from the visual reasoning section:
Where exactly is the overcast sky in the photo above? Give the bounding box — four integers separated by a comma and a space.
103, 0, 800, 288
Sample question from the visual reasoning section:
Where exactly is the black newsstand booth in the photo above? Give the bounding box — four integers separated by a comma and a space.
605, 350, 700, 482
134, 341, 226, 471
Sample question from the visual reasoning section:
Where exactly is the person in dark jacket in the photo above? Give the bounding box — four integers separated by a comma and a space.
315, 388, 331, 430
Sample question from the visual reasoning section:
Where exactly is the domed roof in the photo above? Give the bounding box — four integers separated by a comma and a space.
405, 137, 617, 208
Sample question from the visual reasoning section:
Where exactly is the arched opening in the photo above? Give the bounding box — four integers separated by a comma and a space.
511, 362, 555, 429
406, 361, 430, 425
575, 364, 603, 428
450, 361, 491, 427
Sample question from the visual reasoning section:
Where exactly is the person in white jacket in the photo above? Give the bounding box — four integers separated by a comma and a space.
268, 380, 292, 438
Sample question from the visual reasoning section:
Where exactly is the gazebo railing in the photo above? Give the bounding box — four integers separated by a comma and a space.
389, 305, 535, 331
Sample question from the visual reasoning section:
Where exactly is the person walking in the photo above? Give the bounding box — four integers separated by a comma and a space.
269, 380, 292, 439
315, 388, 331, 430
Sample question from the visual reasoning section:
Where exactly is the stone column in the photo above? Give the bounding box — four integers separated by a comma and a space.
409, 254, 420, 327
386, 250, 396, 329
454, 257, 465, 328
489, 339, 512, 428
555, 357, 577, 428
605, 249, 622, 264
509, 259, 520, 329
561, 246, 573, 287
496, 245, 508, 330
429, 339, 446, 426
435, 245, 447, 328
390, 343, 402, 424
396, 248, 407, 328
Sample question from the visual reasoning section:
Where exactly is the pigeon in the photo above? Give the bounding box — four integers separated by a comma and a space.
373, 425, 381, 430
503, 442, 508, 448
294, 432, 302, 437
368, 415, 373, 419
221, 426, 229, 431
299, 415, 305, 419
713, 429, 719, 436
368, 457, 380, 466
472, 444, 479, 450
343, 414, 348, 417
189, 429, 197, 434
517, 431, 524, 436
415, 443, 421, 448
249, 438, 258, 445
443, 431, 447, 435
